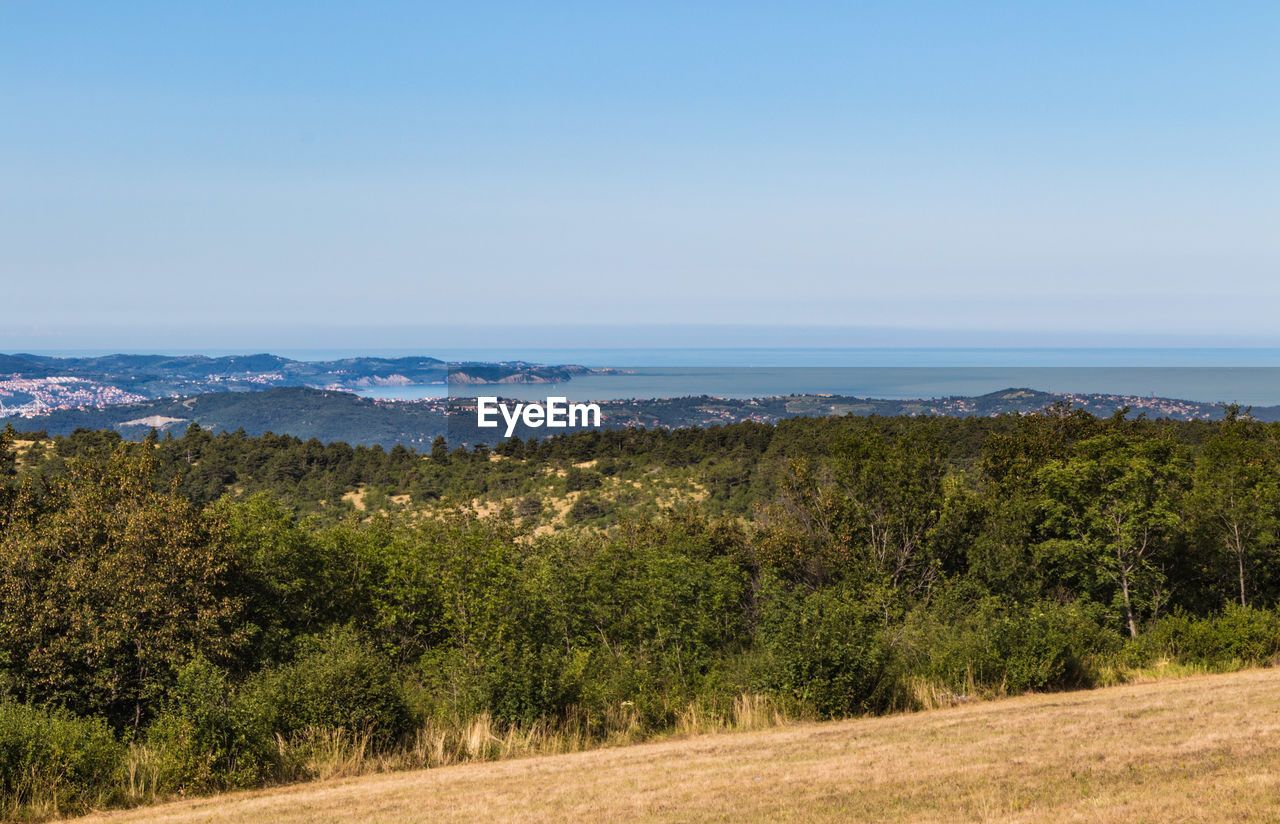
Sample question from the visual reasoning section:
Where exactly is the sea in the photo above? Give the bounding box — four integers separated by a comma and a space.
337, 349, 1280, 407
24, 348, 1280, 407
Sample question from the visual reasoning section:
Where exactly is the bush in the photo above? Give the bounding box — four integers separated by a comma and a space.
563, 467, 602, 492
145, 657, 279, 793
912, 598, 1121, 695
758, 578, 897, 717
567, 495, 608, 524
515, 495, 543, 518
242, 629, 415, 746
992, 603, 1117, 691
0, 701, 123, 817
1137, 605, 1280, 667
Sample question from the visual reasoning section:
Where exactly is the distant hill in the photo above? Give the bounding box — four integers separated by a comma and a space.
0, 352, 601, 399
20, 387, 445, 448
13, 385, 1267, 448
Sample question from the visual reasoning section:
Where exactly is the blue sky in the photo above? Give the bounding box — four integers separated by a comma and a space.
3, 2, 1278, 349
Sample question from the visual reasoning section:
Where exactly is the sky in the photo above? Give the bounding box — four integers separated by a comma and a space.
2, 2, 1278, 350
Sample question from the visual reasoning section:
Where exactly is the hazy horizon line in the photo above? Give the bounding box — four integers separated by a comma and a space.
9, 322, 1280, 353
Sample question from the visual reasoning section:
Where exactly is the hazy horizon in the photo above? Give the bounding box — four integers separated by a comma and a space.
10, 323, 1280, 356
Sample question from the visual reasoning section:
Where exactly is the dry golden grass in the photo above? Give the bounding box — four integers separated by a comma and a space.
71, 667, 1280, 824
9, 440, 40, 471
340, 486, 367, 511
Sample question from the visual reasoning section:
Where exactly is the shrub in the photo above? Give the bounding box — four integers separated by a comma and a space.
563, 467, 602, 492
758, 578, 897, 717
243, 629, 415, 747
144, 657, 279, 793
1137, 605, 1280, 667
985, 601, 1119, 691
515, 495, 543, 518
0, 701, 123, 817
911, 598, 1120, 695
567, 495, 607, 524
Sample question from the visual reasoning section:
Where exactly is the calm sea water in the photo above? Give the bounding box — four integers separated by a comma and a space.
330, 350, 1280, 406
372, 362, 1280, 407
423, 367, 1280, 406
337, 352, 1280, 405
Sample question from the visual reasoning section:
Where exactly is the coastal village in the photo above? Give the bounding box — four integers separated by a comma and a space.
0, 375, 147, 418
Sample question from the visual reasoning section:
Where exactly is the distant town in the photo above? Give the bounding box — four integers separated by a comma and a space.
0, 375, 148, 417
0, 353, 606, 419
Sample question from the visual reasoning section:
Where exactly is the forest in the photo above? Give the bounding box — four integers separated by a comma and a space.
4, 404, 1280, 819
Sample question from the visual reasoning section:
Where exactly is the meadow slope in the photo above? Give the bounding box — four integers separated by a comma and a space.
71, 667, 1280, 824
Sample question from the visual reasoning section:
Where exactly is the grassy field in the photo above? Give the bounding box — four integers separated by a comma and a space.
71, 667, 1280, 824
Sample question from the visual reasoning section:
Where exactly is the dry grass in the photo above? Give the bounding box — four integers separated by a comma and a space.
269, 694, 797, 783
340, 486, 367, 511
70, 668, 1280, 823
466, 498, 504, 519
9, 440, 38, 471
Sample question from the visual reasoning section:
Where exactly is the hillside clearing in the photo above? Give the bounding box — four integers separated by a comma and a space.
72, 667, 1280, 823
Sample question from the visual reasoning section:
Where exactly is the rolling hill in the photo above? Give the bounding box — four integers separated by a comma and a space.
16, 387, 447, 448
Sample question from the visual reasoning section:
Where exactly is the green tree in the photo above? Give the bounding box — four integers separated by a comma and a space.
756, 421, 950, 602
1189, 407, 1280, 606
0, 425, 16, 532
967, 405, 1106, 600
0, 446, 247, 728
1036, 430, 1189, 637
0, 424, 15, 479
